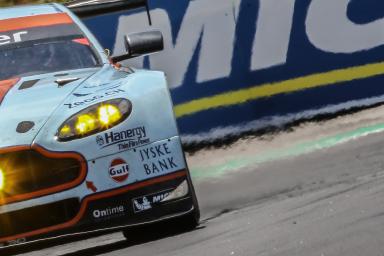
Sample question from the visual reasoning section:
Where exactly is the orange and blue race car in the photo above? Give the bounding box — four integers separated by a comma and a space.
0, 2, 199, 248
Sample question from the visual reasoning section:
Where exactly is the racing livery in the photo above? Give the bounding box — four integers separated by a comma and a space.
0, 3, 199, 248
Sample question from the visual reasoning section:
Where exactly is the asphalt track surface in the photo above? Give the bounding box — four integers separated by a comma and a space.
5, 116, 384, 255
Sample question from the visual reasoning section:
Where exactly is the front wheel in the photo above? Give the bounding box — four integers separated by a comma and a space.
122, 207, 200, 241
178, 206, 200, 231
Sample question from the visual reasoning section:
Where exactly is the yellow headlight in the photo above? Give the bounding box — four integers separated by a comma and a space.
0, 169, 4, 190
98, 104, 122, 126
57, 99, 132, 141
75, 114, 96, 134
59, 124, 72, 137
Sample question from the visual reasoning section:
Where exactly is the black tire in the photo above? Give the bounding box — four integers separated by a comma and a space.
178, 206, 200, 231
122, 206, 200, 241
122, 225, 148, 241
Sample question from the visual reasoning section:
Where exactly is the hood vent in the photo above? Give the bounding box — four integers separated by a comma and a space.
18, 79, 39, 90
16, 121, 35, 133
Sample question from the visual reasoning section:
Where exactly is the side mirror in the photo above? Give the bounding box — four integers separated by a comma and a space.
111, 31, 164, 63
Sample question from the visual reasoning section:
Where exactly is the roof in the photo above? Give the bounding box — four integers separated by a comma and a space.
0, 4, 66, 21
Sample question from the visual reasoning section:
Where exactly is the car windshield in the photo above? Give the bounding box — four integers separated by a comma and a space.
0, 37, 100, 80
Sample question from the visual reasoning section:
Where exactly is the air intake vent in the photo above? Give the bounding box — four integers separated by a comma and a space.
18, 80, 39, 90
0, 147, 86, 205
0, 198, 80, 238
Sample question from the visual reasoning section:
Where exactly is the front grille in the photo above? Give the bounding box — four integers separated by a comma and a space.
0, 198, 80, 238
0, 149, 83, 204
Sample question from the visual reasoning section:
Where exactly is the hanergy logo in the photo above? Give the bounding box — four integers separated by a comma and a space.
96, 126, 149, 149
109, 158, 129, 183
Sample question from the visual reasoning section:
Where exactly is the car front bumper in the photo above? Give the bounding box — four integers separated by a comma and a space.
0, 137, 195, 248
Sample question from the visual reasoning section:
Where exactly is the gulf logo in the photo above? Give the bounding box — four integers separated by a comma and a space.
109, 158, 129, 183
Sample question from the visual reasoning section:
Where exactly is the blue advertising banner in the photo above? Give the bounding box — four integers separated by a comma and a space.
83, 0, 384, 143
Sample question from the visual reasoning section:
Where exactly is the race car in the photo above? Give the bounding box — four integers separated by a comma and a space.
0, 3, 199, 248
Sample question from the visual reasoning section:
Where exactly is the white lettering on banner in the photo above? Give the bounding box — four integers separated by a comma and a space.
113, 1, 240, 88
251, 0, 295, 70
194, 0, 239, 83
306, 0, 384, 53
114, 0, 384, 88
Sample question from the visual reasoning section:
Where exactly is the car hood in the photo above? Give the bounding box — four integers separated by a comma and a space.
0, 67, 116, 149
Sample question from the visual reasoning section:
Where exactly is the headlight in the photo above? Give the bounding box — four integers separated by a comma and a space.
0, 169, 4, 191
57, 98, 132, 141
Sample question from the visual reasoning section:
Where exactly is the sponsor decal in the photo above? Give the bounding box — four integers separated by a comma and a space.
65, 89, 125, 108
109, 158, 130, 183
84, 81, 122, 89
73, 92, 91, 97
95, 83, 122, 92
92, 205, 125, 219
0, 31, 27, 45
2, 238, 27, 247
133, 196, 151, 212
96, 126, 150, 150
73, 84, 122, 96
132, 189, 173, 213
0, 14, 82, 48
138, 143, 178, 175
